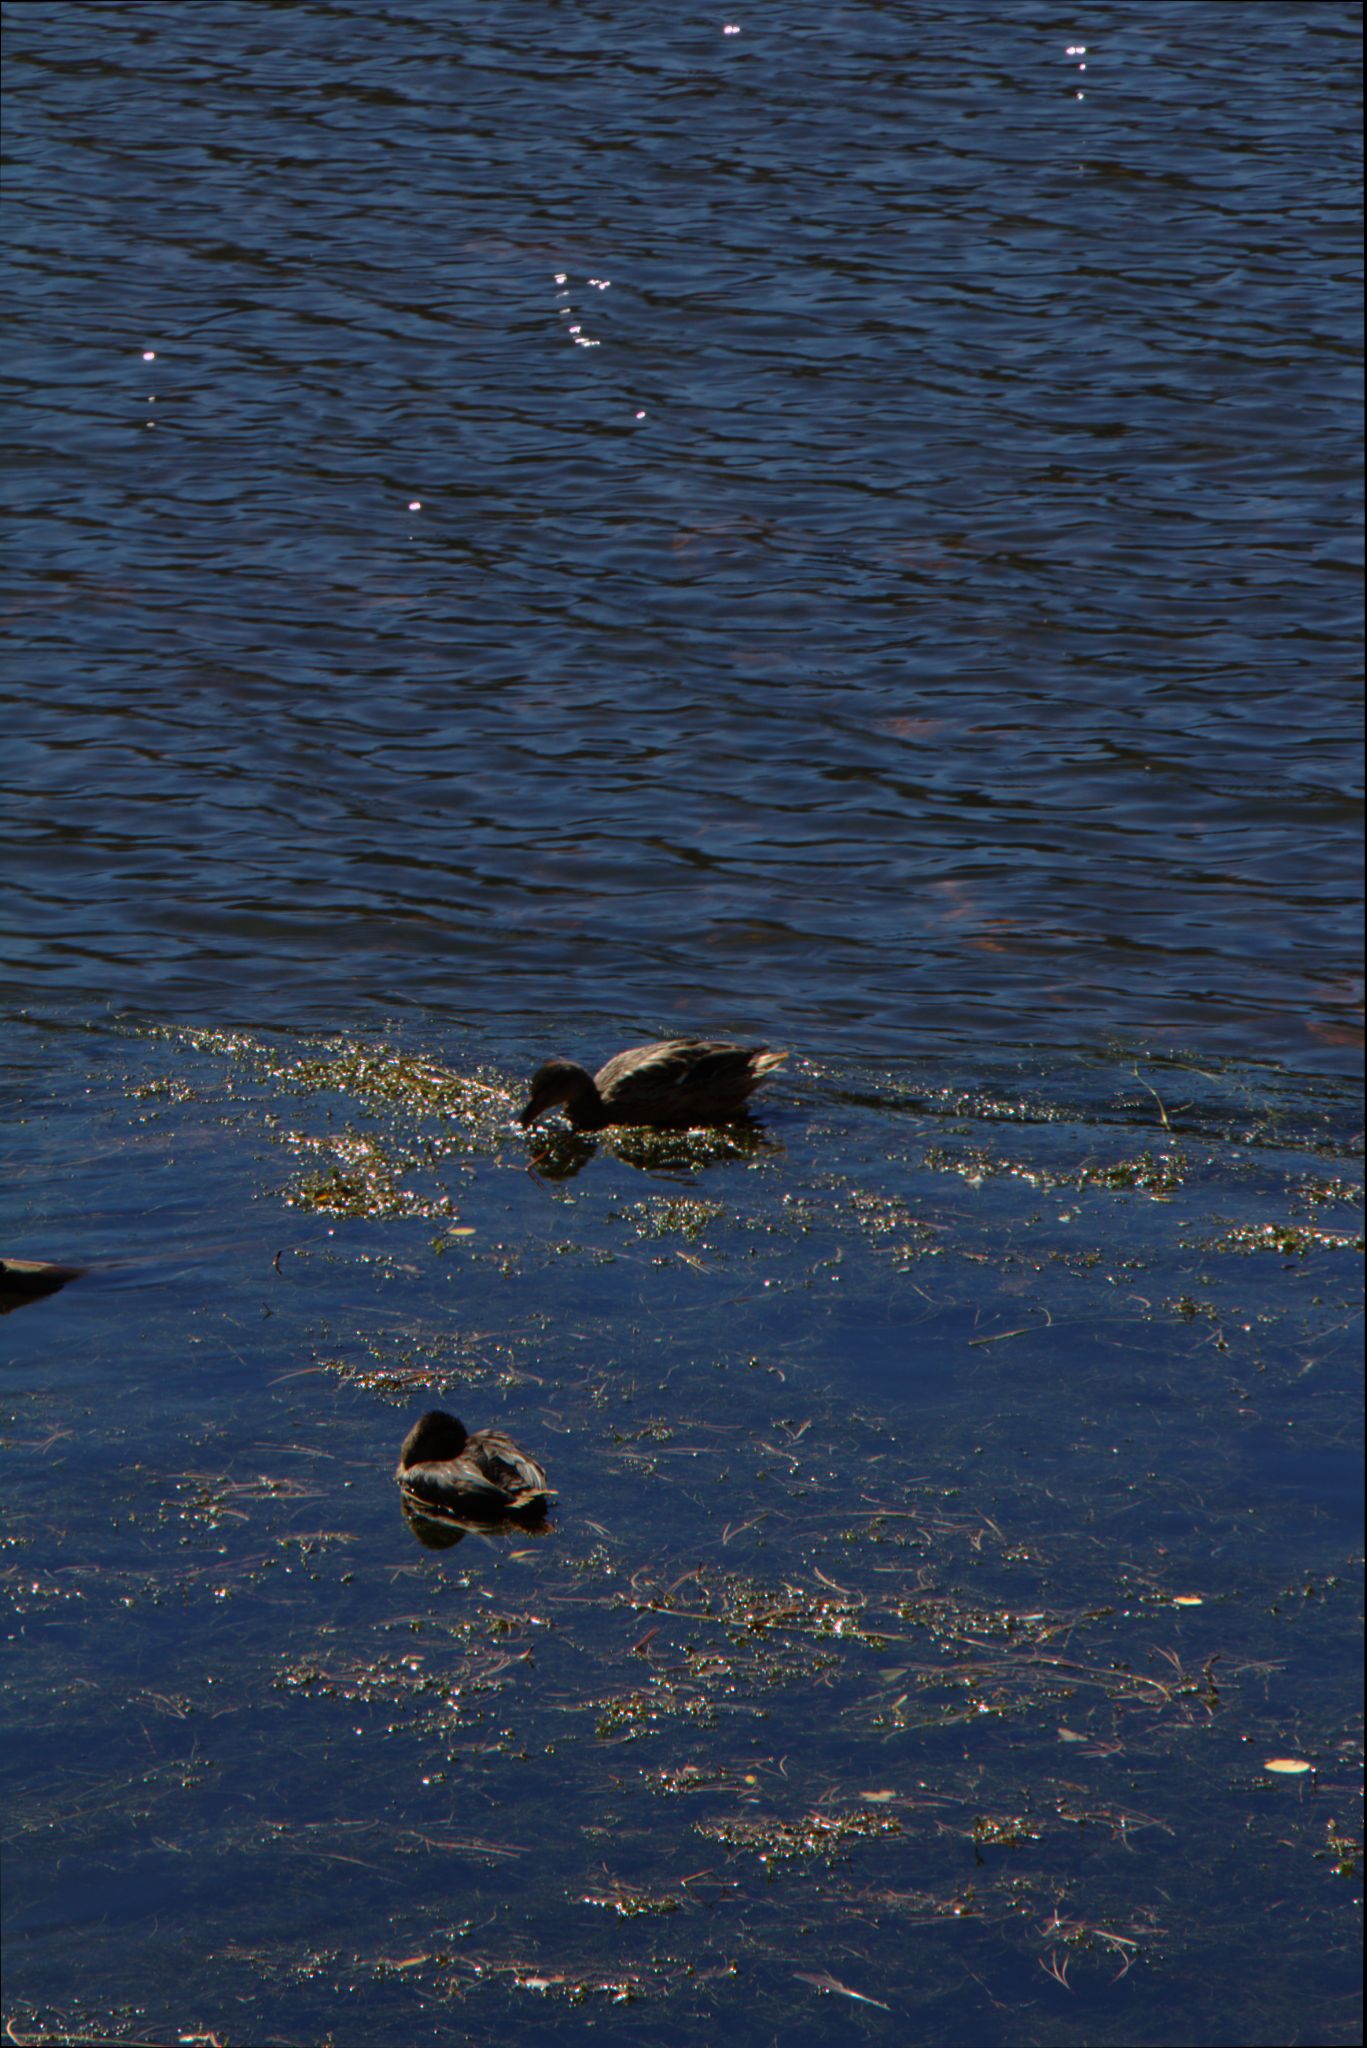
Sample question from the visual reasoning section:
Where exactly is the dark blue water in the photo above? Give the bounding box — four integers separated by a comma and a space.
3, 4, 1362, 2044
5, 0, 1361, 1066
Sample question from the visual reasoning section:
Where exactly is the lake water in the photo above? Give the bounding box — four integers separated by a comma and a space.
3, 4, 1362, 2045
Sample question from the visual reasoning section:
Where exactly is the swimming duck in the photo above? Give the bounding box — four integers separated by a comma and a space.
519, 1037, 787, 1132
396, 1410, 553, 1519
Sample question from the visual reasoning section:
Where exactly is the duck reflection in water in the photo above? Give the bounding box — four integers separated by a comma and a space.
400, 1497, 475, 1551
400, 1495, 557, 1552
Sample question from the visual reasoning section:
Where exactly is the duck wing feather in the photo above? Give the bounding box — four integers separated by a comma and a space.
594, 1039, 783, 1121
464, 1428, 551, 1500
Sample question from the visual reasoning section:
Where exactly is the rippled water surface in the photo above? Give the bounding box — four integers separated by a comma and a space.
6, 0, 1362, 1063
3, 3, 1362, 2044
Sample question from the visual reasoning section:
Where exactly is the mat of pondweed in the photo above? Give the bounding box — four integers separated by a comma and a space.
3, 1019, 1361, 2048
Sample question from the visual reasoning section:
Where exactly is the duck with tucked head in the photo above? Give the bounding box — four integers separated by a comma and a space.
396, 1411, 554, 1519
519, 1037, 787, 1133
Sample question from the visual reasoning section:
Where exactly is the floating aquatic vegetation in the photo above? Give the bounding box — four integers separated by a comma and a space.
605, 1124, 779, 1174
846, 1188, 947, 1263
506, 1966, 642, 2005
312, 1321, 533, 1401
594, 1682, 721, 1741
1200, 1220, 1364, 1257
696, 1805, 903, 1866
579, 1883, 680, 1917
274, 1616, 548, 1740
1035, 1908, 1158, 1989
613, 1196, 725, 1242
148, 1024, 521, 1152
266, 1040, 517, 1142
1316, 1818, 1363, 1881
640, 1761, 754, 1797
1289, 1173, 1362, 1215
280, 1126, 460, 1222
922, 1142, 1188, 1199
160, 1469, 324, 1531
31, 1024, 1348, 2044
969, 1812, 1042, 1850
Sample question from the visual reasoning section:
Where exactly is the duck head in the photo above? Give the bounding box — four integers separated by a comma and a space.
399, 1410, 470, 1469
518, 1058, 598, 1129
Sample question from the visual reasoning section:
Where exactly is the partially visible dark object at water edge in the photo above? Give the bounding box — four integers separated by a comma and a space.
0, 1259, 85, 1314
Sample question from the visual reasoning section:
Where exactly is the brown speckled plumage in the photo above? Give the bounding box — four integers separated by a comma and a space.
396, 1410, 553, 1519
